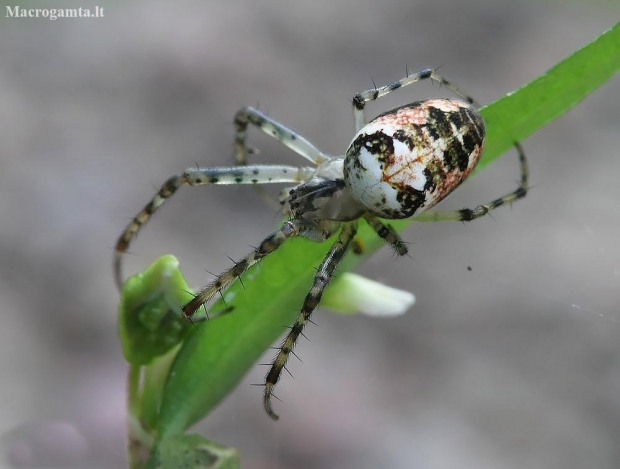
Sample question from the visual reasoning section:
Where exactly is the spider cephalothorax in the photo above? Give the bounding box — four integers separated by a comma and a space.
114, 68, 528, 420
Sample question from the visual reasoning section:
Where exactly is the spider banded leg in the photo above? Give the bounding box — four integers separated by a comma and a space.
234, 106, 330, 166
417, 142, 529, 222
352, 68, 481, 131
234, 107, 332, 209
114, 164, 314, 290
263, 221, 359, 420
363, 214, 408, 256
181, 219, 325, 318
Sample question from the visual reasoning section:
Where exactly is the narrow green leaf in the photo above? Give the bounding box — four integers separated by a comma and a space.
156, 238, 347, 436
479, 22, 620, 167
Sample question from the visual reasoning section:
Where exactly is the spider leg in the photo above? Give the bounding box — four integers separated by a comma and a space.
263, 221, 359, 420
114, 164, 314, 290
181, 219, 326, 318
234, 106, 331, 166
363, 214, 408, 256
417, 141, 529, 222
351, 68, 480, 131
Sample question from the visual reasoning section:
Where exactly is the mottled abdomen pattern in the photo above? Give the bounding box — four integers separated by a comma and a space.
343, 98, 485, 219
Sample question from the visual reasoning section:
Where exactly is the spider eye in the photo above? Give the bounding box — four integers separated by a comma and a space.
343, 99, 485, 220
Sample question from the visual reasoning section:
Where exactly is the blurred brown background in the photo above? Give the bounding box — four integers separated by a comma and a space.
0, 1, 619, 468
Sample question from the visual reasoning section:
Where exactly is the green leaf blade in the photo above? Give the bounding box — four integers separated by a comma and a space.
156, 238, 337, 436
479, 22, 620, 168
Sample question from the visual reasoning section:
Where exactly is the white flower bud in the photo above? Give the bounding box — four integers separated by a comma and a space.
322, 272, 414, 317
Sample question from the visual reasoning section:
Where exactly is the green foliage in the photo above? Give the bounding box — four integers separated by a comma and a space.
119, 255, 194, 366
479, 21, 620, 167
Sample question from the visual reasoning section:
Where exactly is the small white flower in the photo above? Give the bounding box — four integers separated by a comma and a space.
322, 272, 415, 317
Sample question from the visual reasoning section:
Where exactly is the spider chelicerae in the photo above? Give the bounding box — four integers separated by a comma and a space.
114, 68, 528, 420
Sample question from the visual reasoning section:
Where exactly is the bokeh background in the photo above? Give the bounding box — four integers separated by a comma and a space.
1, 1, 619, 468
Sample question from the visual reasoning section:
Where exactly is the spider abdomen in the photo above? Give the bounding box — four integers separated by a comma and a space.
343, 98, 485, 219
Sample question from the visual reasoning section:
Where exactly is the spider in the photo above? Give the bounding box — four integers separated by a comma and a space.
114, 68, 528, 420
